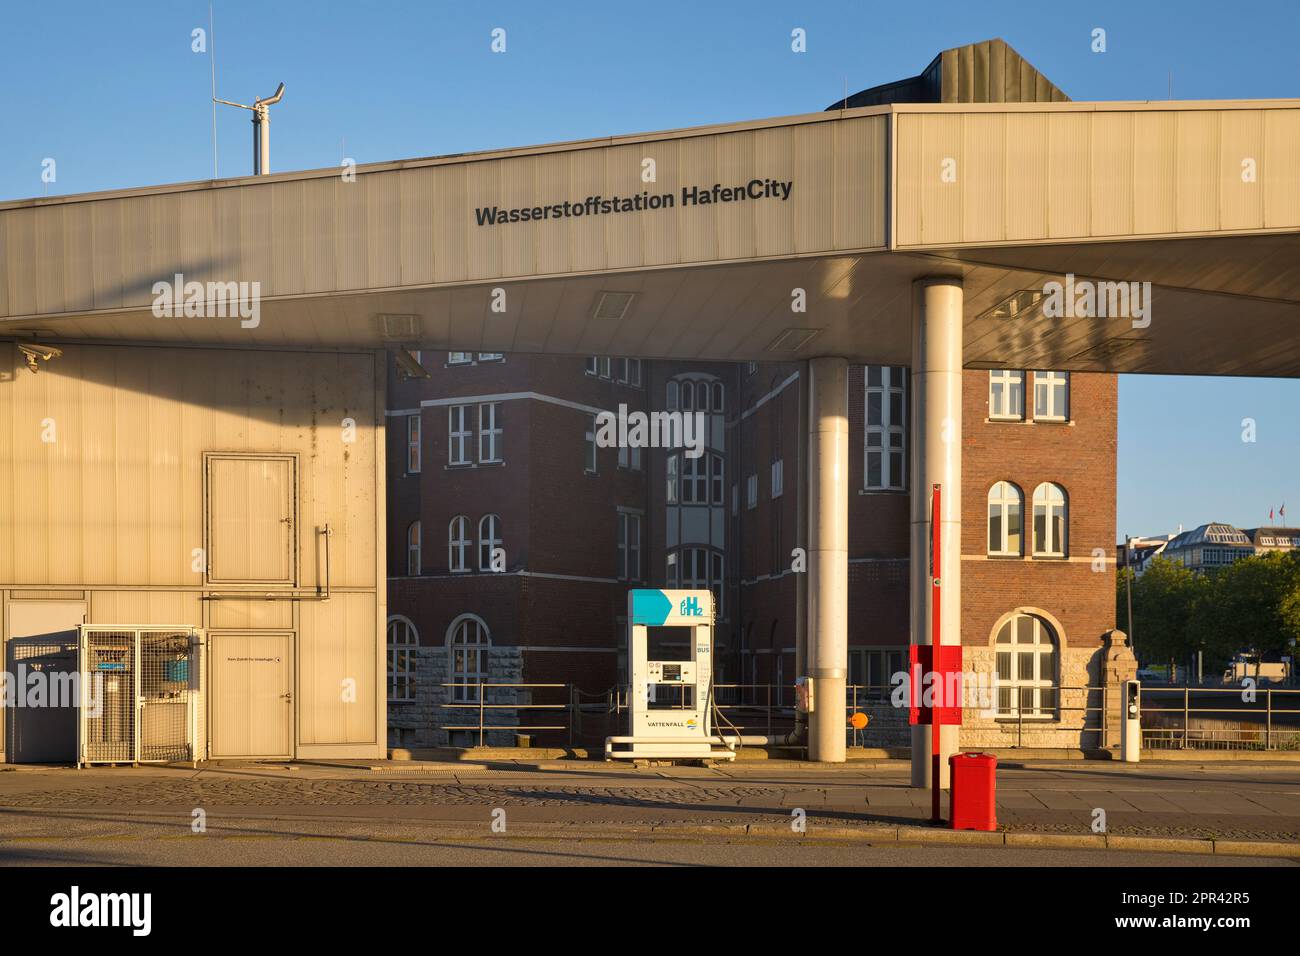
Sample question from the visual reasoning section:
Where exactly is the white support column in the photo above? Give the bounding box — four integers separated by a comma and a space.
807, 357, 849, 763
910, 278, 963, 789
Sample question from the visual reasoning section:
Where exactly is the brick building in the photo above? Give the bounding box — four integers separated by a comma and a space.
386, 354, 1120, 750
384, 39, 1124, 752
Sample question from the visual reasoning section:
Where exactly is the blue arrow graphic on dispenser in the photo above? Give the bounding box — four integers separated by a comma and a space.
630, 589, 673, 625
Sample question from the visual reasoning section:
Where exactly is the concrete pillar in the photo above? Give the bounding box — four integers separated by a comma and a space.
807, 357, 849, 763
794, 362, 809, 736
910, 278, 963, 789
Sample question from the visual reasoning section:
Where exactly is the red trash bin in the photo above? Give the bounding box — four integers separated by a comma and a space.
948, 753, 997, 831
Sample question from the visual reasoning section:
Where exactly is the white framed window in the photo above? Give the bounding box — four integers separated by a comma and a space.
771, 458, 784, 499
666, 454, 678, 503
448, 405, 472, 465
617, 511, 642, 581
625, 358, 642, 387
448, 614, 490, 704
478, 352, 504, 362
585, 356, 598, 376
406, 521, 422, 576
406, 414, 422, 473
1032, 482, 1068, 557
448, 515, 470, 572
746, 473, 758, 510
478, 403, 502, 463
1033, 371, 1069, 422
988, 370, 1025, 420
987, 481, 1023, 556
996, 614, 1058, 718
386, 616, 418, 702
865, 366, 907, 491
584, 414, 598, 474
448, 352, 473, 365
599, 356, 612, 379
478, 514, 502, 571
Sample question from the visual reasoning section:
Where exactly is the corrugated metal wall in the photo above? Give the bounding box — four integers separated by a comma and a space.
0, 114, 888, 321
894, 105, 1300, 247
0, 343, 384, 757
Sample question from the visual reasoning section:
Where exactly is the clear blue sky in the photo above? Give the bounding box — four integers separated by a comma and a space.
2, 0, 1298, 539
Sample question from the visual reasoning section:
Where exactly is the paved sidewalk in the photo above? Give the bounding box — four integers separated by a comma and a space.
0, 759, 1296, 845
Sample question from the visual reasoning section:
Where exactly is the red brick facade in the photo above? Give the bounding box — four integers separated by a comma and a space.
385, 353, 1117, 748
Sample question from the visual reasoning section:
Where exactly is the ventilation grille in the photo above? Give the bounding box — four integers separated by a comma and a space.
378, 313, 421, 340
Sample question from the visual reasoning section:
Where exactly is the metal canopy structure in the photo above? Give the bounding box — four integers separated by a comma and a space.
1, 98, 1297, 376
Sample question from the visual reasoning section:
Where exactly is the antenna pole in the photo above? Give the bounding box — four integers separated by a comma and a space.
209, 3, 218, 178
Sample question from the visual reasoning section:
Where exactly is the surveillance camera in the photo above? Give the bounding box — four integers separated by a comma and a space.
17, 343, 62, 373
394, 348, 430, 381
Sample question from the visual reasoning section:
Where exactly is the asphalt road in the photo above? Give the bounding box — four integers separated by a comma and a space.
0, 815, 1293, 866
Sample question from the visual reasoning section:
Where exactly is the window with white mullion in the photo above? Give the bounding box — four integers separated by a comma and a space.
448, 515, 470, 572
406, 414, 422, 473
478, 403, 502, 463
988, 370, 1025, 420
1033, 371, 1069, 421
1032, 482, 1068, 557
986, 481, 1023, 556
995, 614, 1058, 718
448, 405, 472, 465
865, 366, 907, 491
477, 514, 502, 571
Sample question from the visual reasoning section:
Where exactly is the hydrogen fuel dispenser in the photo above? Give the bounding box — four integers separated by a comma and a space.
605, 589, 734, 761
1120, 678, 1141, 763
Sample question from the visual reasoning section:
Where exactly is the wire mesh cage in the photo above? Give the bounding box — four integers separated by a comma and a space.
140, 630, 197, 762
79, 627, 200, 765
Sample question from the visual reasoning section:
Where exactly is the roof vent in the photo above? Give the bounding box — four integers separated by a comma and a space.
766, 328, 822, 352
977, 289, 1044, 322
592, 292, 636, 321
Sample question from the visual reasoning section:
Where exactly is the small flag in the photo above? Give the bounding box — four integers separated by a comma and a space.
1282, 503, 1287, 521
1270, 507, 1275, 522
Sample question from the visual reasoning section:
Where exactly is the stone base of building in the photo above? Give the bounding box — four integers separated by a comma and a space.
387, 646, 524, 749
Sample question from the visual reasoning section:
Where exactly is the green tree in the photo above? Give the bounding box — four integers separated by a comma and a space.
1119, 556, 1204, 667
1200, 551, 1300, 667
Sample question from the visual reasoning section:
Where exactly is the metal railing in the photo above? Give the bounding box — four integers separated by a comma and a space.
436, 682, 622, 747
427, 680, 1300, 752
1140, 686, 1300, 751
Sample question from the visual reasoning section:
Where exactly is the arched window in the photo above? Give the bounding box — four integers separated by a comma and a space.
987, 482, 1023, 556
448, 516, 470, 572
478, 514, 502, 571
406, 521, 422, 576
995, 613, 1058, 718
448, 614, 490, 703
386, 616, 417, 702
1032, 483, 1068, 557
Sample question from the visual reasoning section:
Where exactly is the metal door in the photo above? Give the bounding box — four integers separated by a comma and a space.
5, 601, 85, 763
209, 632, 292, 758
